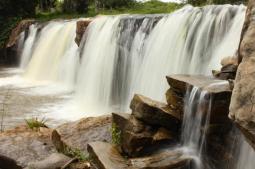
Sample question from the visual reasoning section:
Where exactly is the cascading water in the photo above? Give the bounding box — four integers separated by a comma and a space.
23, 20, 79, 88
19, 24, 38, 69
75, 5, 245, 115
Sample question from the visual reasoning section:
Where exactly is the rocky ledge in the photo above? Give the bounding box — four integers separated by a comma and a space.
75, 19, 92, 46
0, 72, 238, 169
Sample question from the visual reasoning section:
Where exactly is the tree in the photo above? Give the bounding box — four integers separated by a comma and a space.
95, 0, 135, 10
63, 0, 89, 13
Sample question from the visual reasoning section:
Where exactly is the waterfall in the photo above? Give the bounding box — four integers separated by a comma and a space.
23, 20, 79, 88
236, 138, 255, 169
19, 24, 38, 69
75, 5, 245, 115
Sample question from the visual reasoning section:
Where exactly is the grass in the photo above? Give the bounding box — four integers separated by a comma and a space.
25, 117, 48, 131
35, 1, 183, 21
64, 147, 90, 161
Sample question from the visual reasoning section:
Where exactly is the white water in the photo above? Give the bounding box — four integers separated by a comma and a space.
75, 5, 245, 115
23, 20, 79, 89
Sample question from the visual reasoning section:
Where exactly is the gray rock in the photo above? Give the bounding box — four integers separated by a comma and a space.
27, 153, 71, 169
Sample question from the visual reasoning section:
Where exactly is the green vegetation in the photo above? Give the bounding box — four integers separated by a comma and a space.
25, 117, 48, 130
64, 146, 90, 161
111, 123, 121, 145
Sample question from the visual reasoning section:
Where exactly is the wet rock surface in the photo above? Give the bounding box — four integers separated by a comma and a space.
166, 75, 232, 125
88, 141, 193, 169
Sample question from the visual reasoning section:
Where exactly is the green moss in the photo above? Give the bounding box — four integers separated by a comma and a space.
111, 123, 121, 145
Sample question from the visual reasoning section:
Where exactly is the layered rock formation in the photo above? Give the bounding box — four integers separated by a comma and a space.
88, 75, 233, 169
229, 0, 255, 150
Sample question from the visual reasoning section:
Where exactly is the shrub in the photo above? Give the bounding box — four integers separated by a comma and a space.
25, 117, 48, 131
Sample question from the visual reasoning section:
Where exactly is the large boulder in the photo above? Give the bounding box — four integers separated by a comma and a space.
55, 115, 111, 154
229, 0, 255, 150
0, 125, 56, 168
75, 19, 92, 46
26, 153, 71, 169
130, 94, 181, 131
112, 113, 174, 157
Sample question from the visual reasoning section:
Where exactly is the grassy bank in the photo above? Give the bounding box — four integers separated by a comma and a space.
35, 1, 183, 21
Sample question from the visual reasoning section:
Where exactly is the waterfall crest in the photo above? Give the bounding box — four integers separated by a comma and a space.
75, 5, 245, 115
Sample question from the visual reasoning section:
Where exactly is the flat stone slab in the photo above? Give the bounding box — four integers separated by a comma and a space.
130, 94, 181, 131
166, 75, 231, 94
87, 141, 130, 169
130, 149, 192, 169
88, 141, 193, 169
166, 75, 232, 124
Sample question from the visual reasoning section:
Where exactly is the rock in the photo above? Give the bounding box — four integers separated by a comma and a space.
27, 153, 71, 169
88, 141, 193, 169
6, 20, 35, 48
0, 125, 56, 168
213, 64, 238, 80
5, 19, 35, 65
130, 149, 193, 169
165, 88, 184, 117
75, 19, 92, 46
221, 56, 238, 67
87, 141, 130, 169
229, 0, 255, 150
0, 155, 22, 169
56, 115, 111, 154
130, 94, 181, 131
166, 75, 232, 125
112, 113, 175, 157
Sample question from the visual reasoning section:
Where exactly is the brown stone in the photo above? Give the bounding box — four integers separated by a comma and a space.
229, 0, 255, 150
166, 88, 184, 117
56, 115, 111, 154
6, 19, 35, 48
88, 141, 193, 169
130, 94, 181, 131
130, 149, 193, 169
112, 113, 175, 157
87, 141, 130, 169
75, 19, 92, 46
0, 155, 22, 169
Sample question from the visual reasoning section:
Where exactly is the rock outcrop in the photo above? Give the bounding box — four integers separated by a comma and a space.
0, 125, 56, 168
229, 0, 255, 150
5, 19, 35, 65
112, 113, 174, 157
75, 19, 92, 46
54, 115, 111, 153
88, 141, 193, 169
